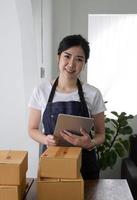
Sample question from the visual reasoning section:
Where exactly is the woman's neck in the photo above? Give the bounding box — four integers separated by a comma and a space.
57, 76, 78, 93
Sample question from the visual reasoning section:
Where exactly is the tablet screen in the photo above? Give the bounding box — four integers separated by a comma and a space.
53, 114, 93, 146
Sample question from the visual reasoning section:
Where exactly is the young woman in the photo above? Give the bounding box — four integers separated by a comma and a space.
28, 34, 106, 179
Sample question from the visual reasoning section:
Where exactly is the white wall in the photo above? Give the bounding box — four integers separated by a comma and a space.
0, 0, 39, 177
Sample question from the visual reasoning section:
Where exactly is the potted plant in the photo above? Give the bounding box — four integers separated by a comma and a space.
97, 111, 134, 170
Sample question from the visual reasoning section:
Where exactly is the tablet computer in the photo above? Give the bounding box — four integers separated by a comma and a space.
53, 114, 93, 146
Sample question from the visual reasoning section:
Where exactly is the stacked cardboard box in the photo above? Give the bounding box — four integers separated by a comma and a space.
0, 150, 28, 200
37, 146, 84, 200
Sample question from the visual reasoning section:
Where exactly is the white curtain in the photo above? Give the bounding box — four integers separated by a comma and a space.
88, 14, 137, 115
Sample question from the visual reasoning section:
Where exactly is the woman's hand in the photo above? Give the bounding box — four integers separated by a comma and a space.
44, 135, 56, 146
60, 128, 94, 149
28, 108, 57, 146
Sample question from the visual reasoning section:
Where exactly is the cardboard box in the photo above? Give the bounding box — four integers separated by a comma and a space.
37, 176, 84, 200
39, 147, 81, 178
0, 177, 26, 200
0, 150, 28, 185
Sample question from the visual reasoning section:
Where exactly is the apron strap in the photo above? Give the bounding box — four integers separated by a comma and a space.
48, 77, 59, 102
77, 79, 89, 117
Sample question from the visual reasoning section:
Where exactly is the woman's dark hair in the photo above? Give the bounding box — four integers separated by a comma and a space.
58, 34, 90, 63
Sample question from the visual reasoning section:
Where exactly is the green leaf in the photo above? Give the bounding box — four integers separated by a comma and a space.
118, 118, 128, 127
97, 145, 106, 153
119, 126, 133, 135
105, 127, 115, 135
114, 142, 125, 157
118, 137, 123, 143
121, 112, 126, 116
110, 119, 118, 127
120, 140, 130, 151
99, 150, 117, 170
104, 140, 111, 147
111, 111, 119, 117
108, 150, 117, 168
126, 115, 134, 119
105, 133, 112, 141
105, 118, 111, 123
118, 137, 129, 151
105, 127, 112, 133
99, 151, 110, 170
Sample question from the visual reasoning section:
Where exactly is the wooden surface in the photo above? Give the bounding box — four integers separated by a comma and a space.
25, 179, 134, 200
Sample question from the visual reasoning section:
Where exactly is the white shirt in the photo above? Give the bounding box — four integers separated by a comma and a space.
28, 80, 106, 117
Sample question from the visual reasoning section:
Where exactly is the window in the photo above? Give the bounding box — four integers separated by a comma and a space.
88, 14, 137, 115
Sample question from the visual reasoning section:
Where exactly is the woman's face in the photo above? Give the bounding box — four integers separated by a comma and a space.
58, 46, 85, 79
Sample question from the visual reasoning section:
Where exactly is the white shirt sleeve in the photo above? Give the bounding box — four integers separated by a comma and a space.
28, 86, 43, 110
83, 83, 106, 116
91, 89, 106, 115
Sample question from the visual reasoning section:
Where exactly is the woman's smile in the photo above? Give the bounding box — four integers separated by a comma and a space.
65, 65, 75, 74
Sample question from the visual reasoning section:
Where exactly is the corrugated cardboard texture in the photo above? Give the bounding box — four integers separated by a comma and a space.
0, 177, 26, 200
39, 147, 81, 178
37, 176, 84, 200
0, 150, 28, 185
